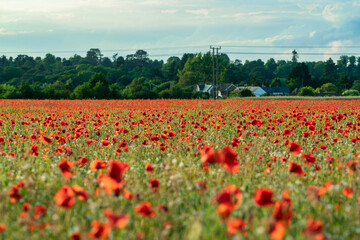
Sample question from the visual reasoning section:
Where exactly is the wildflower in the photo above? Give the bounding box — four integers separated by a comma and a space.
254, 188, 275, 207
134, 202, 156, 217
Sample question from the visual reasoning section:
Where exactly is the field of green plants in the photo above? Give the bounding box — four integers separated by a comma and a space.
0, 99, 359, 239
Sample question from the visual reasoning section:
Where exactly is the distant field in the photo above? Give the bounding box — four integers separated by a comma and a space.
0, 99, 359, 239
236, 96, 360, 100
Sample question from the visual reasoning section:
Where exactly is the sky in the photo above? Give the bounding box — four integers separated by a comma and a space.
1, 0, 360, 62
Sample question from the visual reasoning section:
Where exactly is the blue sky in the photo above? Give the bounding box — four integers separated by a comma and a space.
1, 0, 360, 61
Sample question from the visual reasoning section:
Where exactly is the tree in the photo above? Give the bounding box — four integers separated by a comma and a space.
162, 57, 180, 82
298, 86, 315, 96
292, 50, 298, 63
122, 77, 157, 99
343, 89, 359, 96
287, 63, 311, 90
230, 89, 255, 98
322, 58, 338, 84
265, 58, 277, 77
351, 80, 360, 91
271, 78, 282, 87
320, 83, 338, 93
86, 48, 103, 66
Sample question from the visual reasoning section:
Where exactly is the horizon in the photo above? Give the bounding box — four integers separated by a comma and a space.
1, 0, 360, 62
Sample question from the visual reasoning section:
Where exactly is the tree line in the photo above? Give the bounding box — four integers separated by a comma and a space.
0, 48, 360, 99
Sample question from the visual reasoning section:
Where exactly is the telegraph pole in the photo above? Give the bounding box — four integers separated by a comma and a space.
210, 46, 221, 99
216, 46, 221, 97
210, 46, 215, 99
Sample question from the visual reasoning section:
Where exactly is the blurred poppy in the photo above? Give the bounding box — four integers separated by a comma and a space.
134, 202, 156, 217
254, 188, 275, 207
54, 185, 76, 209
88, 221, 111, 239
226, 219, 247, 236
289, 162, 303, 176
289, 141, 302, 156
103, 209, 129, 229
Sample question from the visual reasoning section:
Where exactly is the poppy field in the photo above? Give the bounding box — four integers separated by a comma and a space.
0, 99, 359, 240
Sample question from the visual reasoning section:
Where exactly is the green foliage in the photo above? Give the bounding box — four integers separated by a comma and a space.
230, 89, 255, 98
342, 89, 360, 96
320, 83, 338, 93
0, 49, 360, 99
287, 63, 311, 90
122, 77, 158, 99
351, 80, 360, 91
192, 91, 210, 99
298, 86, 315, 96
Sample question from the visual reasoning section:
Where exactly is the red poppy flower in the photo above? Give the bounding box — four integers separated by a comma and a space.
272, 201, 292, 226
88, 221, 111, 239
302, 153, 316, 165
33, 205, 47, 220
101, 140, 110, 147
200, 145, 217, 169
254, 187, 275, 207
214, 185, 242, 220
303, 132, 310, 137
103, 209, 129, 229
70, 231, 81, 240
145, 163, 154, 174
231, 137, 240, 147
289, 162, 303, 176
342, 187, 353, 198
0, 223, 5, 233
40, 135, 52, 145
90, 159, 107, 172
269, 221, 285, 240
283, 129, 291, 136
303, 218, 323, 237
72, 185, 88, 201
226, 219, 247, 236
217, 146, 240, 174
289, 141, 302, 156
108, 160, 129, 183
8, 185, 22, 203
77, 156, 88, 167
134, 202, 156, 217
319, 144, 326, 150
149, 178, 160, 192
54, 185, 76, 209
58, 159, 74, 178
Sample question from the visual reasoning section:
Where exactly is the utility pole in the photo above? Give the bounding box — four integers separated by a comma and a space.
210, 46, 221, 99
210, 46, 215, 99
216, 46, 221, 98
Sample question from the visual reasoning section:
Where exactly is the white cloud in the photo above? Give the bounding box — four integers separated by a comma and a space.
322, 5, 340, 22
185, 9, 209, 16
0, 16, 20, 23
324, 40, 352, 59
0, 28, 30, 35
309, 31, 316, 38
161, 9, 178, 14
265, 35, 293, 43
353, 1, 360, 7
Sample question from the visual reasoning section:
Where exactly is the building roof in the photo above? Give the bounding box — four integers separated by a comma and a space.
198, 85, 213, 92
219, 83, 237, 92
235, 86, 262, 92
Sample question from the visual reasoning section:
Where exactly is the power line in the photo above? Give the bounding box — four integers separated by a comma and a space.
224, 52, 360, 55
222, 45, 360, 49
2, 44, 360, 55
